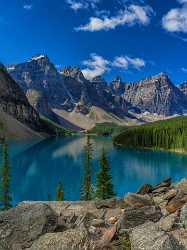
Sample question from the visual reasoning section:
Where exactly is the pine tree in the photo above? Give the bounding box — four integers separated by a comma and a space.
56, 181, 64, 201
80, 135, 93, 200
0, 143, 12, 210
95, 148, 115, 200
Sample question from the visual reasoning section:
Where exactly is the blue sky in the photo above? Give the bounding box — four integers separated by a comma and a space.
1, 0, 187, 83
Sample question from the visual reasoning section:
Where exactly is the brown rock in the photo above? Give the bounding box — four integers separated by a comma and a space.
166, 190, 187, 214
108, 217, 118, 225
124, 193, 154, 208
163, 189, 177, 201
152, 178, 172, 191
91, 219, 105, 227
104, 208, 123, 224
152, 187, 169, 194
97, 224, 117, 248
137, 183, 153, 195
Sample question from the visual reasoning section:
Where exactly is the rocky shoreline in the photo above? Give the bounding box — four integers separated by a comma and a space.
1, 178, 187, 249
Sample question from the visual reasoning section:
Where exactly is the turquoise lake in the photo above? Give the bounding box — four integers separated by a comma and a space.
4, 136, 187, 205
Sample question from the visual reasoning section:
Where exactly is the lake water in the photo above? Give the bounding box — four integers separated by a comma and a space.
4, 135, 187, 205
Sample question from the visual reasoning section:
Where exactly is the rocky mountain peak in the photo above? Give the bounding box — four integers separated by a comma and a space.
91, 76, 106, 83
157, 71, 168, 78
29, 54, 50, 63
112, 76, 122, 83
179, 81, 187, 96
151, 72, 170, 83
111, 76, 125, 95
91, 76, 108, 89
7, 54, 62, 91
7, 55, 51, 74
124, 72, 187, 116
134, 72, 170, 86
61, 66, 85, 82
7, 55, 72, 115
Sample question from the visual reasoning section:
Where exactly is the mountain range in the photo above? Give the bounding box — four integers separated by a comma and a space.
3, 54, 187, 131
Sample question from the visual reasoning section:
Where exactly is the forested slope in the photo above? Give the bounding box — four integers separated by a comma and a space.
89, 122, 126, 136
114, 116, 187, 152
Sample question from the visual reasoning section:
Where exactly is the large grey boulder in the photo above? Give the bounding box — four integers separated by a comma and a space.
130, 222, 182, 250
118, 206, 162, 230
175, 179, 187, 193
180, 204, 187, 228
0, 203, 58, 249
157, 213, 178, 232
28, 228, 92, 250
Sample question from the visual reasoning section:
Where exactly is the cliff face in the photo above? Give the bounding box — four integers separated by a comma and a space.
25, 89, 58, 121
124, 73, 187, 115
90, 76, 128, 114
0, 67, 41, 131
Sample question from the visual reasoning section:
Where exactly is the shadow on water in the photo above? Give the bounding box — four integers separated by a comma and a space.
3, 135, 187, 205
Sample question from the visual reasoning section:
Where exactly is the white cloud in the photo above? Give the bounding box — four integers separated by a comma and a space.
162, 1, 187, 33
178, 0, 187, 3
113, 56, 145, 69
75, 4, 153, 32
23, 4, 32, 10
113, 56, 129, 69
66, 0, 99, 11
82, 53, 110, 79
82, 53, 146, 79
125, 56, 145, 69
66, 0, 88, 11
182, 67, 187, 73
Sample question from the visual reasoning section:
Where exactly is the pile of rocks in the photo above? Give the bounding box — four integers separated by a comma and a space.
1, 178, 187, 249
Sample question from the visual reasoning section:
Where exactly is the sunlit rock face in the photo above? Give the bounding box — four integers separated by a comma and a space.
124, 73, 187, 116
